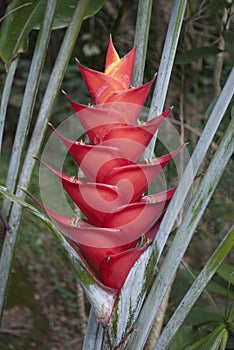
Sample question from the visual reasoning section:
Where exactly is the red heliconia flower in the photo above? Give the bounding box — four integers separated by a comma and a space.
38, 38, 184, 290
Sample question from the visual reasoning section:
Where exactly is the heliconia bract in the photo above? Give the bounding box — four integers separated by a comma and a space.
37, 37, 184, 290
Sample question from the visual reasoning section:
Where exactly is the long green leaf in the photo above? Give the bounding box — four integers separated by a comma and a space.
217, 263, 234, 285
0, 0, 90, 324
185, 325, 228, 350
175, 46, 221, 65
0, 58, 18, 153
0, 0, 105, 65
128, 114, 234, 349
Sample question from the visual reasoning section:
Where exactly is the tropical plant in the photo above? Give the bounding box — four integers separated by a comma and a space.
0, 0, 233, 349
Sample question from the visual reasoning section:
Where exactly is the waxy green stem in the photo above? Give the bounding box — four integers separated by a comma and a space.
153, 225, 234, 350
145, 0, 187, 158
132, 0, 153, 86
0, 58, 18, 154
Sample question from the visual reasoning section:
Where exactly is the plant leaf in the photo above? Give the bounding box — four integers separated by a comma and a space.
0, 0, 105, 65
224, 31, 234, 64
216, 263, 234, 285
185, 325, 226, 350
206, 0, 232, 17
203, 325, 227, 350
175, 47, 221, 65
207, 280, 234, 298
53, 0, 105, 28
169, 326, 204, 350
0, 185, 45, 219
185, 306, 223, 325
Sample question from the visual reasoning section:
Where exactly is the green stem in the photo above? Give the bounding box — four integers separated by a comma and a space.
0, 0, 90, 324
150, 0, 187, 116
127, 113, 234, 349
154, 67, 234, 263
145, 0, 187, 158
0, 58, 18, 154
131, 0, 153, 86
1, 1, 57, 217
154, 225, 234, 350
82, 307, 104, 349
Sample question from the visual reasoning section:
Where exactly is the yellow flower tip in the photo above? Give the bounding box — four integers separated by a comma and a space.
146, 238, 152, 245
148, 197, 157, 204
137, 119, 145, 125
70, 175, 76, 183
61, 89, 67, 95
104, 60, 120, 74
104, 36, 120, 74
47, 122, 56, 132
69, 217, 80, 227
75, 57, 80, 64
144, 158, 154, 165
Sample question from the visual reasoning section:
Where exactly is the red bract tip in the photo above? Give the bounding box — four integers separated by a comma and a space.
100, 246, 147, 290
105, 35, 120, 71
103, 144, 183, 202
105, 47, 137, 89
105, 75, 156, 105
77, 61, 125, 104
37, 158, 130, 227
48, 125, 131, 182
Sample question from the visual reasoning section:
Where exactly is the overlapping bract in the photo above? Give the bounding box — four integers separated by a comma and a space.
39, 37, 183, 290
